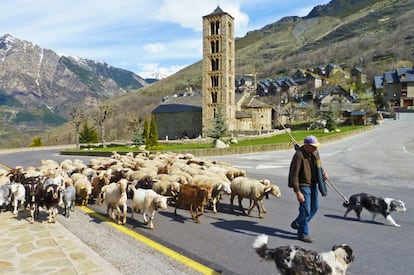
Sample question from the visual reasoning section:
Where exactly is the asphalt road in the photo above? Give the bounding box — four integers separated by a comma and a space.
1, 113, 413, 275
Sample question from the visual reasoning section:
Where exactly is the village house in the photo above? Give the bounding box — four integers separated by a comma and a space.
373, 67, 414, 110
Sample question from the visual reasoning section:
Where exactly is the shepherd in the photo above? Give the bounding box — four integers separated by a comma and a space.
288, 135, 328, 243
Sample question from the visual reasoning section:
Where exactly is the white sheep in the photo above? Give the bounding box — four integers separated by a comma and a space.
129, 187, 168, 229
73, 178, 92, 206
230, 176, 281, 218
152, 179, 180, 197
0, 171, 11, 186
254, 179, 281, 213
101, 179, 128, 225
0, 184, 11, 210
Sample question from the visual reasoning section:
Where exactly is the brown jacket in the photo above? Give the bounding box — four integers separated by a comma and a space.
288, 146, 320, 192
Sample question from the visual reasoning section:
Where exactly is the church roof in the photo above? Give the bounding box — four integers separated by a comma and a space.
152, 104, 201, 113
152, 93, 202, 113
235, 110, 251, 119
203, 6, 234, 19
247, 97, 272, 108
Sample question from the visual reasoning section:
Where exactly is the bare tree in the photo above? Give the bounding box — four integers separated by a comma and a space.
94, 103, 114, 148
70, 107, 85, 149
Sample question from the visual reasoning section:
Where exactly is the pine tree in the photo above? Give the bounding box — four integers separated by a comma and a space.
132, 128, 144, 146
130, 118, 144, 146
325, 111, 337, 131
143, 118, 150, 148
79, 122, 98, 144
149, 115, 158, 147
209, 107, 228, 139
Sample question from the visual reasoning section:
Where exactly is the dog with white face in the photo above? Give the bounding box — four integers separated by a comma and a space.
253, 234, 354, 275
343, 193, 407, 227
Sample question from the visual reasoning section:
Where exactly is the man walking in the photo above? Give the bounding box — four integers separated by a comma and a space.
288, 135, 327, 243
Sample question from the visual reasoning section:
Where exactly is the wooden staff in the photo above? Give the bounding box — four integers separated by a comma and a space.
278, 119, 299, 148
326, 178, 349, 203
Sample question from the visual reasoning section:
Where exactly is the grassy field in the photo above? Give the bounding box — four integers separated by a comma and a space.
63, 125, 368, 155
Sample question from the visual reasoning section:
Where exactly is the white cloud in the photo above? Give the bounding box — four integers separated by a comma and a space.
0, 0, 330, 77
143, 43, 167, 54
156, 0, 249, 36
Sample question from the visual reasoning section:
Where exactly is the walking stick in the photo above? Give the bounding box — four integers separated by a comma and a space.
278, 119, 348, 202
326, 178, 349, 204
277, 120, 299, 150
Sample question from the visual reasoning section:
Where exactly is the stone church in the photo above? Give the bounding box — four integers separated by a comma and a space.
152, 6, 272, 140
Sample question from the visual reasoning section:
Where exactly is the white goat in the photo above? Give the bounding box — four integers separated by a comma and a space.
129, 187, 168, 229
10, 183, 26, 215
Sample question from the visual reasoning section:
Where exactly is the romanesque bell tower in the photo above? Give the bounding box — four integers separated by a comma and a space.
202, 6, 236, 137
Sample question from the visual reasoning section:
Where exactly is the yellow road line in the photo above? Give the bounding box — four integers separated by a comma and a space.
0, 160, 219, 274
79, 206, 220, 275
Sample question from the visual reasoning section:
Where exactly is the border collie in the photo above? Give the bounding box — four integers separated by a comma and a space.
343, 193, 406, 227
253, 234, 354, 275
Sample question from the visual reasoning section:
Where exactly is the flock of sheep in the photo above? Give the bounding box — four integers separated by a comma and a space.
0, 150, 281, 228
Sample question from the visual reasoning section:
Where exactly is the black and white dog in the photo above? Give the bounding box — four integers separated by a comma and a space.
343, 193, 407, 227
253, 234, 354, 275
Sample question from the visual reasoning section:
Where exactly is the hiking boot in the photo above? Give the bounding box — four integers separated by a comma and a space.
298, 236, 313, 243
290, 220, 299, 230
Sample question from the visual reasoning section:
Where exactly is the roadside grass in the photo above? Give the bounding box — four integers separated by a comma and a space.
65, 125, 366, 154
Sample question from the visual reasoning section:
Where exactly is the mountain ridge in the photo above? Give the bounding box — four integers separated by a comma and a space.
2, 0, 414, 148
0, 33, 149, 147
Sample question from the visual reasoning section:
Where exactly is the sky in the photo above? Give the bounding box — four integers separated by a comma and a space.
0, 0, 330, 78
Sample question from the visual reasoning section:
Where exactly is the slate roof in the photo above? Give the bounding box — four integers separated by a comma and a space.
246, 97, 272, 108
373, 76, 384, 89
384, 71, 399, 84
204, 6, 234, 19
152, 104, 202, 113
235, 110, 251, 119
152, 94, 202, 113
396, 67, 414, 82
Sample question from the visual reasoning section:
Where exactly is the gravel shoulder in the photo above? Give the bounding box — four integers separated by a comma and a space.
57, 208, 202, 275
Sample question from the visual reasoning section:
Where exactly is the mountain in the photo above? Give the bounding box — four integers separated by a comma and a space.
3, 0, 414, 148
0, 33, 148, 147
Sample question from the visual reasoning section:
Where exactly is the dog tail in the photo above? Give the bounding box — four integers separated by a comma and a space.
343, 201, 350, 208
253, 234, 269, 260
